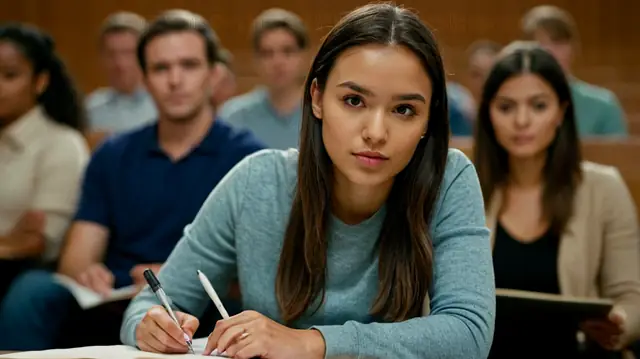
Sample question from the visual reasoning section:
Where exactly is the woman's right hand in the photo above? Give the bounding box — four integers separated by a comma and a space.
136, 305, 200, 354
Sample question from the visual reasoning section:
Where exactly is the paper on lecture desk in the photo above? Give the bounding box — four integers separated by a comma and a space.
0, 339, 225, 359
190, 338, 229, 357
52, 274, 139, 310
191, 337, 208, 354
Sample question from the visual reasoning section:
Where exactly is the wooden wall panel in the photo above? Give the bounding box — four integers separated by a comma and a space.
1, 0, 638, 112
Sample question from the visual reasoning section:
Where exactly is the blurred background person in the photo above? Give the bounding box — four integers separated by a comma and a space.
474, 41, 640, 358
219, 8, 309, 149
86, 12, 157, 135
521, 5, 628, 137
0, 24, 89, 299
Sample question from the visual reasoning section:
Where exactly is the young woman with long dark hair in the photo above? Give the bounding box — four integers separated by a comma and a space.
122, 4, 496, 358
474, 41, 640, 358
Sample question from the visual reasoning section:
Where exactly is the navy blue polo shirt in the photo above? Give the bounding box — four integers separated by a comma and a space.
74, 119, 265, 288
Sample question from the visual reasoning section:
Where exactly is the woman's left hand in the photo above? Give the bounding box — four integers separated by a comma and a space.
204, 310, 325, 359
580, 306, 627, 351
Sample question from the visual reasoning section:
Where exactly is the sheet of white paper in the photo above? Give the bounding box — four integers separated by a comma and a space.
190, 338, 228, 357
0, 340, 226, 359
52, 274, 139, 310
192, 337, 207, 354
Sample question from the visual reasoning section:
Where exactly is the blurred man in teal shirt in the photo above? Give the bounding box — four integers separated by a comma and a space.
521, 5, 628, 137
86, 12, 157, 134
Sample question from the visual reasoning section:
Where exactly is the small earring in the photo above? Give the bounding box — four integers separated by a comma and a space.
420, 134, 425, 139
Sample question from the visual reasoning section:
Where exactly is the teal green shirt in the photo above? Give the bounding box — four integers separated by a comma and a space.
219, 87, 302, 150
571, 79, 627, 137
85, 87, 157, 134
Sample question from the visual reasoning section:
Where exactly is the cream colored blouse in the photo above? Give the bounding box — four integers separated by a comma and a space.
0, 106, 89, 262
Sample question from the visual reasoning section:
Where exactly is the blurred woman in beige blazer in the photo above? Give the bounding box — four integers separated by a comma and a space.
473, 41, 640, 358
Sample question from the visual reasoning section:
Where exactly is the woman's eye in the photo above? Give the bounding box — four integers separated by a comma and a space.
344, 95, 364, 108
498, 103, 513, 113
532, 102, 548, 111
395, 105, 416, 117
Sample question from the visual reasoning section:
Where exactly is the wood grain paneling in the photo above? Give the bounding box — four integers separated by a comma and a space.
1, 0, 638, 112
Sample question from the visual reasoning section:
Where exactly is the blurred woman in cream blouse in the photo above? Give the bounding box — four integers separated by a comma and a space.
0, 24, 89, 297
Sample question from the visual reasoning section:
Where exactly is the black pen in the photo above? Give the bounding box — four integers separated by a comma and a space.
143, 269, 195, 354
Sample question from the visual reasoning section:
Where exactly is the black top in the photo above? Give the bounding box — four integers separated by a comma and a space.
493, 221, 560, 294
490, 221, 578, 358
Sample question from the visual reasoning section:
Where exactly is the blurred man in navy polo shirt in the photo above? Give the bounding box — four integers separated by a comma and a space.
0, 10, 265, 350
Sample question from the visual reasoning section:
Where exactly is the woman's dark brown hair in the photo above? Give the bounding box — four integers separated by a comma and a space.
276, 3, 451, 323
473, 41, 582, 236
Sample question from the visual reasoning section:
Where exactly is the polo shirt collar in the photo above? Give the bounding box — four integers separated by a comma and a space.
145, 118, 223, 157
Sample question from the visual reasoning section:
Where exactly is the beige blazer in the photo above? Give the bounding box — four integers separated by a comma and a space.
487, 161, 640, 347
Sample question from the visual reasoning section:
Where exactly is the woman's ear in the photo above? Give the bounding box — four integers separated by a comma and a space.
34, 71, 50, 96
310, 78, 322, 120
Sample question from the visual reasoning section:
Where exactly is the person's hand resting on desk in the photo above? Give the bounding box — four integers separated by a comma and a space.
203, 310, 325, 359
136, 305, 199, 354
75, 263, 114, 297
580, 306, 627, 351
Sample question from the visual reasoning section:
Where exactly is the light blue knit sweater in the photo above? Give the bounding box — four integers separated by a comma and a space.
121, 148, 496, 358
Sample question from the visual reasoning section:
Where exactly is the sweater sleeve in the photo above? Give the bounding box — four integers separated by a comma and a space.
119, 151, 259, 347
313, 158, 496, 359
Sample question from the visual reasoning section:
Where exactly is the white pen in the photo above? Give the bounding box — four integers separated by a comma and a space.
197, 270, 229, 319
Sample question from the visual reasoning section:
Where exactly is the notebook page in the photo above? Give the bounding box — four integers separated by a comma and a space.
52, 274, 139, 310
